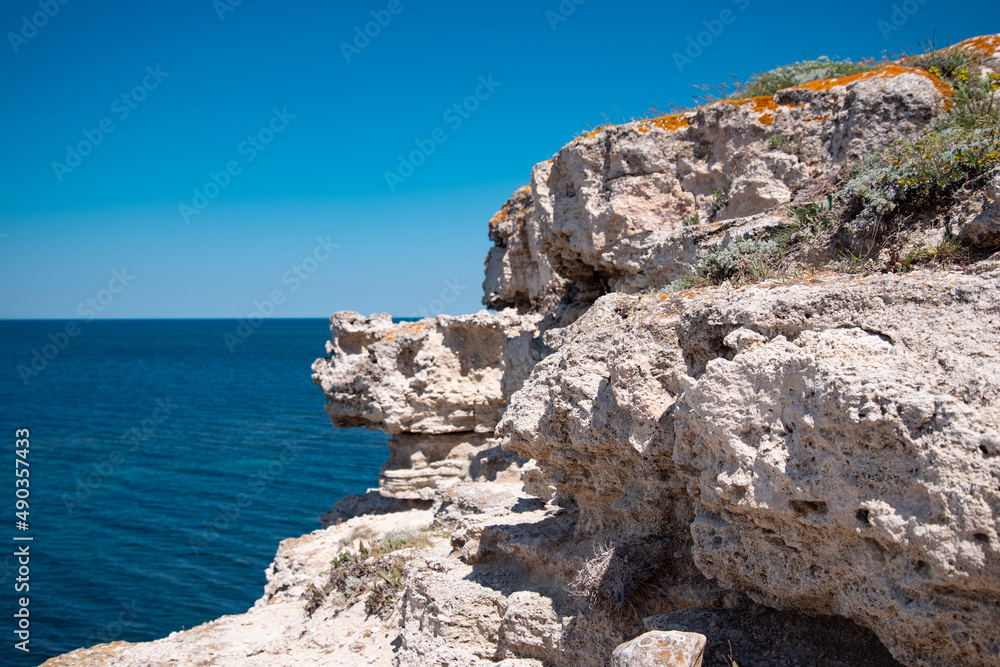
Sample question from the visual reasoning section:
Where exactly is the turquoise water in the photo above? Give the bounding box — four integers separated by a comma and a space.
0, 319, 388, 665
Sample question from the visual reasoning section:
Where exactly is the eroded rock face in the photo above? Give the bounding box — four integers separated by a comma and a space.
312, 310, 543, 501
529, 66, 950, 292
483, 185, 564, 311
48, 33, 1000, 667
313, 310, 540, 435
501, 268, 1000, 666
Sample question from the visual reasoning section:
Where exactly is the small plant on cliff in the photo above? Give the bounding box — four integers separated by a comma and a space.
731, 56, 878, 100
305, 528, 438, 619
661, 274, 711, 293
699, 238, 782, 283
787, 195, 835, 236
884, 234, 970, 273
365, 562, 405, 617
682, 212, 701, 227
842, 41, 999, 235
724, 640, 744, 667
768, 134, 789, 150
899, 38, 980, 88
843, 122, 999, 233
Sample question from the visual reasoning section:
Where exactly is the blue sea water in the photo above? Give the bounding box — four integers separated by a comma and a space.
0, 319, 389, 666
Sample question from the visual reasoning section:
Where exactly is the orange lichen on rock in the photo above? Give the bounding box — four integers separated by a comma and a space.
488, 186, 531, 228
637, 113, 690, 133
791, 65, 954, 104
385, 322, 426, 341
713, 95, 797, 125
953, 34, 1000, 58
580, 125, 609, 140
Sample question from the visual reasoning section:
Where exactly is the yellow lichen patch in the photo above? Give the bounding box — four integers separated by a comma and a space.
954, 34, 1000, 58
637, 113, 690, 133
790, 65, 954, 105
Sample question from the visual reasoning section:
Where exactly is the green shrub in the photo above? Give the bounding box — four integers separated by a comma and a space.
732, 57, 878, 100
787, 195, 834, 235
844, 126, 999, 229
840, 39, 1000, 233
659, 275, 711, 293
304, 527, 440, 619
699, 238, 782, 282
901, 45, 980, 88
682, 212, 701, 227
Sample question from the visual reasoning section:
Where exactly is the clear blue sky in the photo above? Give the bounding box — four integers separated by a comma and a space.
1, 0, 995, 318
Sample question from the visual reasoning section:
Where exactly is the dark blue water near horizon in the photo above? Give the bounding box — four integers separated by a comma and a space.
0, 319, 388, 666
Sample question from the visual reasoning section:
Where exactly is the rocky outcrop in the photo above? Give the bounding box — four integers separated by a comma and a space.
311, 292, 593, 506
501, 267, 1000, 666
48, 34, 1000, 667
955, 166, 1000, 248
483, 185, 564, 311
530, 66, 952, 293
313, 310, 540, 435
310, 310, 541, 502
957, 33, 1000, 71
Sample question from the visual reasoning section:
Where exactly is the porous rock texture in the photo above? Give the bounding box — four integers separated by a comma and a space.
501, 268, 1000, 666
313, 310, 539, 436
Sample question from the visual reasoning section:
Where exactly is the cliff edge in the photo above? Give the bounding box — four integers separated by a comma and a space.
46, 34, 1000, 667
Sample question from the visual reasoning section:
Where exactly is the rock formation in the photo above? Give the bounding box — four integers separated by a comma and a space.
310, 310, 540, 503
45, 34, 1000, 667
529, 65, 950, 293
500, 269, 1000, 666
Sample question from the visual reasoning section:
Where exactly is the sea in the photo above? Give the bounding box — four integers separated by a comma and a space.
0, 319, 389, 666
